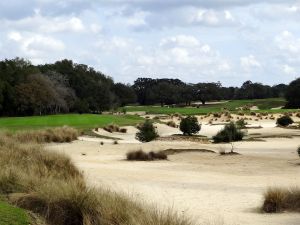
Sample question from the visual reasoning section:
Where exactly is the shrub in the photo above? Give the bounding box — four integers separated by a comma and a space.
136, 120, 158, 142
122, 107, 127, 114
179, 116, 201, 136
213, 113, 221, 118
103, 124, 120, 133
236, 119, 247, 129
126, 150, 167, 161
250, 112, 256, 116
276, 115, 294, 127
119, 128, 127, 133
298, 146, 300, 158
113, 140, 118, 145
166, 121, 177, 128
262, 187, 300, 213
213, 122, 244, 143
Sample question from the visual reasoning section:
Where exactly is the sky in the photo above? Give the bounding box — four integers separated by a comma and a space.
0, 0, 300, 86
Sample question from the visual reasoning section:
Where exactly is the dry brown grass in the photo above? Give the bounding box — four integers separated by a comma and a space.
262, 187, 300, 213
103, 124, 120, 133
11, 126, 79, 143
126, 150, 168, 161
0, 129, 191, 225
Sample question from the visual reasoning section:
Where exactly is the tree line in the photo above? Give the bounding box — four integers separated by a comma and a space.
0, 58, 136, 116
0, 58, 299, 116
132, 78, 288, 106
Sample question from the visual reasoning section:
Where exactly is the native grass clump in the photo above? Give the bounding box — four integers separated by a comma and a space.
262, 187, 300, 213
126, 150, 168, 161
0, 128, 191, 225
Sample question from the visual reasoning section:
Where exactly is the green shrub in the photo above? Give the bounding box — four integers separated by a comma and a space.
135, 120, 158, 142
276, 115, 294, 127
297, 146, 300, 158
213, 122, 244, 143
179, 116, 201, 136
236, 119, 247, 129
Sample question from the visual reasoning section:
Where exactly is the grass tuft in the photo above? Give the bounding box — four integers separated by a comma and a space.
126, 150, 168, 161
12, 126, 78, 143
0, 129, 190, 225
262, 187, 300, 213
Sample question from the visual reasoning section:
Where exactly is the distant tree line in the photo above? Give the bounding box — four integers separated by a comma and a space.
132, 78, 288, 106
0, 58, 299, 116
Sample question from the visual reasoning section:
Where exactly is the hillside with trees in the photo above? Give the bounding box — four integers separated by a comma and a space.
0, 57, 298, 117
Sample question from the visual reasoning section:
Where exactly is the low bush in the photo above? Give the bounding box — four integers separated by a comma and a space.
213, 113, 221, 118
213, 122, 244, 143
119, 128, 127, 133
126, 150, 167, 161
180, 116, 201, 136
103, 124, 120, 133
297, 146, 300, 158
166, 121, 177, 128
262, 187, 300, 213
136, 120, 158, 142
236, 119, 247, 129
276, 115, 294, 127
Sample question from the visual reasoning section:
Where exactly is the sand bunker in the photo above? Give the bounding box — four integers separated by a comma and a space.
48, 116, 300, 225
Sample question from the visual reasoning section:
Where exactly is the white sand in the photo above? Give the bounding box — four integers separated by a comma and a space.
48, 117, 300, 225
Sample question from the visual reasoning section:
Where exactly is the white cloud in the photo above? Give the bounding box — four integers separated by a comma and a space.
1, 0, 300, 85
282, 64, 296, 75
90, 24, 102, 33
275, 31, 300, 54
7, 32, 65, 58
2, 12, 85, 34
160, 35, 200, 48
240, 55, 261, 70
190, 9, 235, 26
7, 31, 22, 41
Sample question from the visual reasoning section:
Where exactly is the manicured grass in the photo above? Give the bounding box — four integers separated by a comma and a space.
0, 114, 144, 131
124, 98, 291, 115
0, 201, 30, 225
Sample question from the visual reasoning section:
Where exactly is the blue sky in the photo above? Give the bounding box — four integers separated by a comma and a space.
0, 0, 299, 86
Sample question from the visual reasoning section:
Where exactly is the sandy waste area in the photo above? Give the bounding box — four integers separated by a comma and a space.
48, 113, 300, 225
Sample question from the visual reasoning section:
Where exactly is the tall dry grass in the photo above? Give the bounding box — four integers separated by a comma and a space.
0, 128, 193, 225
12, 126, 79, 143
262, 187, 300, 213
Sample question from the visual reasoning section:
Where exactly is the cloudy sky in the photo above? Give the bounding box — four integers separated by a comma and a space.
0, 0, 299, 86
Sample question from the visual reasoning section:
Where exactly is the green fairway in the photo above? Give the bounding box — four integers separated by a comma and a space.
0, 201, 30, 225
0, 114, 144, 131
124, 98, 291, 115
